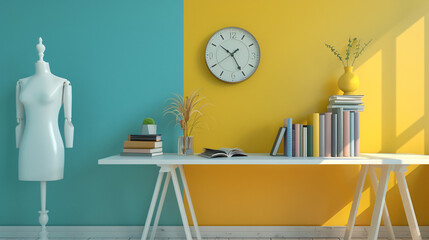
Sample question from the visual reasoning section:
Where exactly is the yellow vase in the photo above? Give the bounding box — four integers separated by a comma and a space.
338, 66, 359, 95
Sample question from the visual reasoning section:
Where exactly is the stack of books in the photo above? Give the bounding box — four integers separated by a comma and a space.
270, 95, 364, 158
270, 118, 313, 157
120, 134, 163, 157
326, 95, 363, 157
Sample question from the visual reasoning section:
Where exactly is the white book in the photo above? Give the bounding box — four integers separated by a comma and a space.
303, 127, 307, 157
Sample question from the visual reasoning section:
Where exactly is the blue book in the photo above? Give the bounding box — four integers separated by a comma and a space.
350, 111, 355, 157
285, 118, 293, 157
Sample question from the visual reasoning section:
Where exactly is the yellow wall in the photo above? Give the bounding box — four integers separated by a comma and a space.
184, 0, 429, 226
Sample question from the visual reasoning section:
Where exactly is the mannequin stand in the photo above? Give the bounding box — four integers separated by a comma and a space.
38, 181, 49, 240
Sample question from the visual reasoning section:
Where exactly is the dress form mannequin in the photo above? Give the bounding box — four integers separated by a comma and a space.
16, 38, 74, 240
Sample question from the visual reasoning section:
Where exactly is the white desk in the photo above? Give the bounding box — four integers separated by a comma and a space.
98, 153, 429, 240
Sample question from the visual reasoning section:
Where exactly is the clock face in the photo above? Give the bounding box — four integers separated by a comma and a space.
205, 27, 260, 83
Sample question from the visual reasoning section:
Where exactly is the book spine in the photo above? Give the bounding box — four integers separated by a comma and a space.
270, 127, 285, 156
350, 111, 355, 157
355, 111, 360, 156
300, 124, 303, 156
343, 111, 350, 157
303, 126, 307, 157
325, 112, 332, 157
319, 114, 325, 157
124, 141, 161, 149
294, 124, 300, 157
337, 108, 344, 157
286, 118, 293, 157
313, 113, 319, 157
307, 125, 313, 157
332, 113, 338, 157
292, 126, 296, 157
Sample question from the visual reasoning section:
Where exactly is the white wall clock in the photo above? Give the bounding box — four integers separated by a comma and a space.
205, 27, 260, 83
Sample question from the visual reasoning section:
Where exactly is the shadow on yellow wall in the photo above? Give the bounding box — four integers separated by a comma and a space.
184, 0, 429, 226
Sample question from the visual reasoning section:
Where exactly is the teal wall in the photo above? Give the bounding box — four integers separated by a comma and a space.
0, 0, 183, 225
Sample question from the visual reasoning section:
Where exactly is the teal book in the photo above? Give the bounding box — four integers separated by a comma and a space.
307, 125, 313, 157
319, 114, 325, 157
350, 111, 355, 157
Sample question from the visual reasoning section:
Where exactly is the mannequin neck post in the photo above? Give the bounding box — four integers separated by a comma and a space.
35, 61, 51, 74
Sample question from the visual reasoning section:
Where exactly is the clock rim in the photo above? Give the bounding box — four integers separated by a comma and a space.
205, 26, 261, 83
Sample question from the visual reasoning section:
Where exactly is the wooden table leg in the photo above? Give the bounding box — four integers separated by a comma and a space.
395, 166, 422, 240
368, 165, 392, 240
369, 166, 395, 240
345, 164, 368, 240
141, 171, 165, 240
179, 165, 202, 240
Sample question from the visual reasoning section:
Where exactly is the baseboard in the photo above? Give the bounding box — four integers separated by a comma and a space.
1, 226, 428, 239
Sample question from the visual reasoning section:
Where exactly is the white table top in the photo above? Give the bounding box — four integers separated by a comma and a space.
98, 153, 429, 165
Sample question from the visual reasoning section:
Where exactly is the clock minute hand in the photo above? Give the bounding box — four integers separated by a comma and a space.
220, 45, 232, 54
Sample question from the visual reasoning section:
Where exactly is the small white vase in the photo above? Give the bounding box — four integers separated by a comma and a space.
141, 124, 157, 135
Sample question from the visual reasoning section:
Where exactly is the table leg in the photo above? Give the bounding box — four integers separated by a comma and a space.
345, 164, 368, 240
171, 167, 193, 240
179, 165, 202, 240
368, 165, 392, 240
369, 166, 395, 240
149, 172, 171, 240
395, 168, 422, 240
141, 171, 165, 240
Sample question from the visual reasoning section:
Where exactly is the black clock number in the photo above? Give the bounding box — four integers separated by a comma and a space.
231, 72, 236, 79
230, 32, 236, 39
206, 52, 213, 60
251, 52, 257, 59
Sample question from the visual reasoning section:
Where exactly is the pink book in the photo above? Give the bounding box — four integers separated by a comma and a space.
325, 112, 332, 157
343, 111, 350, 157
294, 124, 300, 157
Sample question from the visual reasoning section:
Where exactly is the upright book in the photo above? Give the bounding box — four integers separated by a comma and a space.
319, 114, 325, 157
332, 113, 338, 157
355, 111, 360, 156
343, 111, 350, 157
284, 118, 293, 157
294, 124, 300, 157
307, 125, 313, 157
325, 112, 332, 157
303, 126, 307, 157
312, 113, 319, 157
350, 111, 355, 157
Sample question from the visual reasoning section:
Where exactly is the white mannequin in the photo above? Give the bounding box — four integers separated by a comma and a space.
16, 38, 74, 240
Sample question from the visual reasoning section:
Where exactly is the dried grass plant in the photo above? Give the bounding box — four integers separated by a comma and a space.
164, 89, 208, 137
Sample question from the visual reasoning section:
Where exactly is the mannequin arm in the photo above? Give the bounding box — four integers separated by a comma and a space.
16, 80, 25, 148
63, 81, 74, 148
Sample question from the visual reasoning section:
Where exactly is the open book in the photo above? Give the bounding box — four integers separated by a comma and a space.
199, 148, 248, 158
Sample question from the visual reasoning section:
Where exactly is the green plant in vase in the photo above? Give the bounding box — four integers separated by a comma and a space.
325, 37, 372, 95
164, 89, 208, 155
